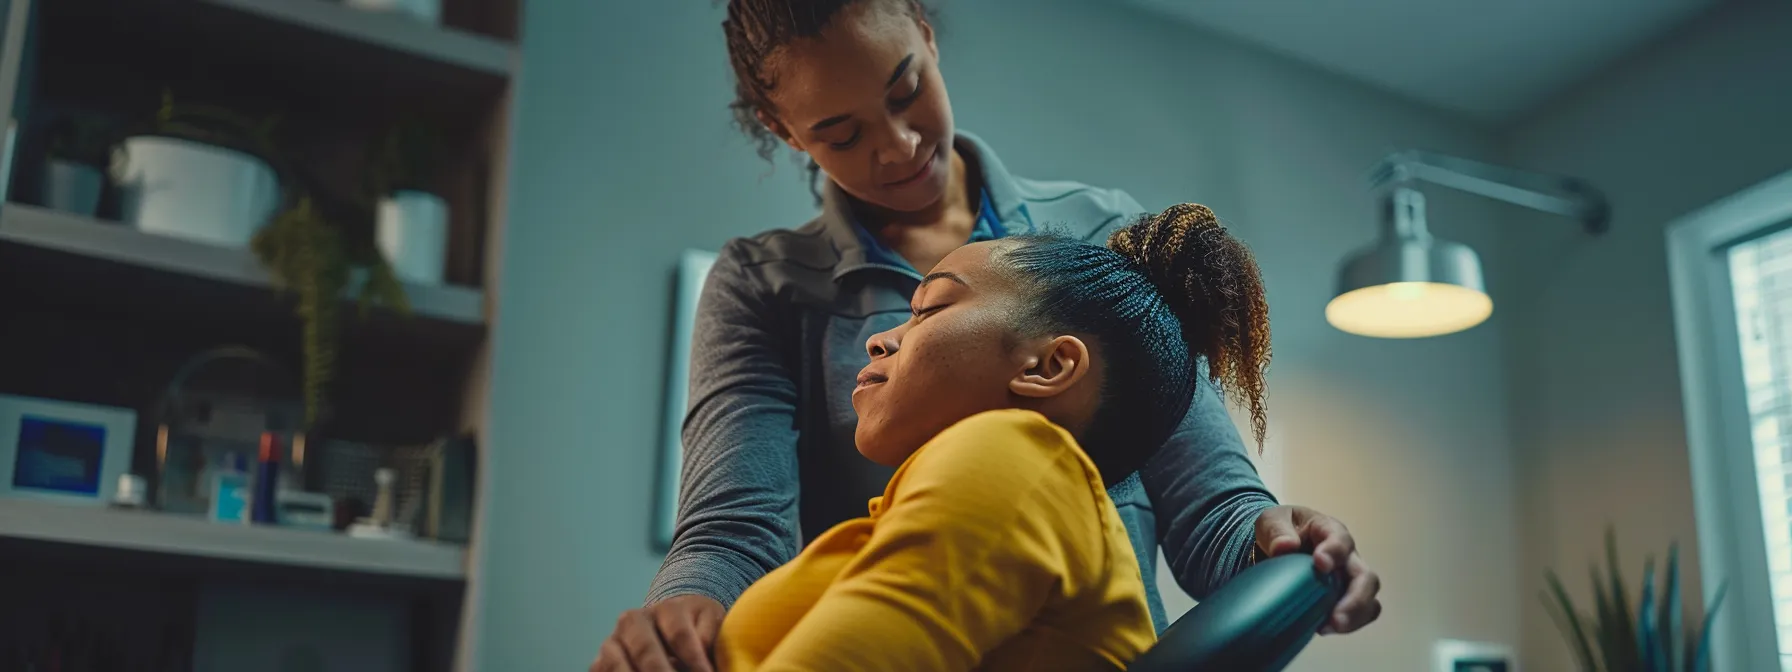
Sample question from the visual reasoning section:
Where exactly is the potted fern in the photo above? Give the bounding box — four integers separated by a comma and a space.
43, 110, 120, 217
1542, 526, 1728, 672
252, 196, 410, 428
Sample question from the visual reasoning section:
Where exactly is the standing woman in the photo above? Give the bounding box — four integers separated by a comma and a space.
595, 1, 1381, 669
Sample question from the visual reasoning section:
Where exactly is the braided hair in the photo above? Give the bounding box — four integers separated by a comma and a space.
720, 0, 935, 192
1001, 204, 1271, 481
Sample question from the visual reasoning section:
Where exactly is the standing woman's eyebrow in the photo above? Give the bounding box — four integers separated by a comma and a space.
884, 54, 914, 87
807, 53, 916, 132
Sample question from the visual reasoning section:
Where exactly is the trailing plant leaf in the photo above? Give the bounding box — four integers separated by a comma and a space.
253, 199, 347, 427
251, 198, 409, 427
359, 255, 411, 318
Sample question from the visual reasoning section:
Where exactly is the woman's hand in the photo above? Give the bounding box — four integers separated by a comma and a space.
590, 595, 726, 672
1254, 505, 1383, 635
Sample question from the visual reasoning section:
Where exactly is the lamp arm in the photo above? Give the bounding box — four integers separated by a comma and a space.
1371, 150, 1610, 235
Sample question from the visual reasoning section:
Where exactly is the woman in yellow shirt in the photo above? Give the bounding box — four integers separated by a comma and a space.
714, 202, 1272, 672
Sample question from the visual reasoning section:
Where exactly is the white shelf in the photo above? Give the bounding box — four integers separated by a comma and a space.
0, 203, 485, 326
0, 498, 466, 581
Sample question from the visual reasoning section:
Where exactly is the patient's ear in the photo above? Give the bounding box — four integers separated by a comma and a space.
1011, 335, 1090, 399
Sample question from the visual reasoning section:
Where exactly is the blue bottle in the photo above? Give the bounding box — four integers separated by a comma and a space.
252, 432, 282, 525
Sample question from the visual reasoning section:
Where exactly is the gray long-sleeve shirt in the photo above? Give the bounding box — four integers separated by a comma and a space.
646, 131, 1277, 631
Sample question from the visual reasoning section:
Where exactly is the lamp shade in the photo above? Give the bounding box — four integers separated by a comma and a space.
1325, 235, 1491, 338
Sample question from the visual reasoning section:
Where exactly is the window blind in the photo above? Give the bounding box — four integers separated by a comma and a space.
1727, 226, 1792, 669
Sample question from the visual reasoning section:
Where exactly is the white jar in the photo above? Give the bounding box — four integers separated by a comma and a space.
114, 136, 280, 248
376, 189, 449, 285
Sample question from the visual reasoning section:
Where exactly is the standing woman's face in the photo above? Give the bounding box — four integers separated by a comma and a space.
759, 2, 955, 213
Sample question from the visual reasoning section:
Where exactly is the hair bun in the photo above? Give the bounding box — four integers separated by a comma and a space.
1107, 202, 1271, 447
1106, 203, 1230, 324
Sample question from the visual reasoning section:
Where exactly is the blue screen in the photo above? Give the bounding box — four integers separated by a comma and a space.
13, 415, 107, 495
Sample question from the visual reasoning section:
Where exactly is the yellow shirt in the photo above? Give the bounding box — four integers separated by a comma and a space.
715, 409, 1156, 672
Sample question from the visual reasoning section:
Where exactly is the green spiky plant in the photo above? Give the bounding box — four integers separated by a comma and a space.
149, 90, 281, 166
251, 198, 409, 428
1542, 526, 1728, 672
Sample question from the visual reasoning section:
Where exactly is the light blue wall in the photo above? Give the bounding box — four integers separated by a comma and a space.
1499, 2, 1792, 669
476, 1, 1524, 670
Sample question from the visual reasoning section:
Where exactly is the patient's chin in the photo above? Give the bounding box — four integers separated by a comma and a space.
853, 431, 913, 467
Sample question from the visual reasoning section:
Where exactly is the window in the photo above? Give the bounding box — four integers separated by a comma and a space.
1668, 169, 1792, 672
1729, 229, 1792, 662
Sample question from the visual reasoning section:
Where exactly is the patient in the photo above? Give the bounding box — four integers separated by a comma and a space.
714, 203, 1272, 672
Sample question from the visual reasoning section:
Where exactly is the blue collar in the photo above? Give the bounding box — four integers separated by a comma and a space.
852, 189, 1010, 275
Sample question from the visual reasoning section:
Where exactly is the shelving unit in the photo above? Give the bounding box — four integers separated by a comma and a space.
0, 0, 519, 668
0, 498, 466, 581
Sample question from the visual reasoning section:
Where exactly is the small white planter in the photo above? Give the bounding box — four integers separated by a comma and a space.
114, 136, 280, 248
376, 190, 449, 285
344, 0, 440, 24
44, 159, 104, 217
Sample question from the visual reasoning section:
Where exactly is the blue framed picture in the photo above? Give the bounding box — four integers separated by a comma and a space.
655, 249, 717, 551
0, 394, 137, 506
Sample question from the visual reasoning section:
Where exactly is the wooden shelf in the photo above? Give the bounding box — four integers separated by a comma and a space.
0, 498, 466, 581
0, 203, 484, 326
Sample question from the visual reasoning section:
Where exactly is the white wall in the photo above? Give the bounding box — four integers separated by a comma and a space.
476, 0, 1525, 669
1500, 2, 1792, 669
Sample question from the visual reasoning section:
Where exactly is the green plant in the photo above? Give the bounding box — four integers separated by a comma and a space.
1542, 525, 1728, 672
251, 198, 409, 427
47, 111, 122, 167
370, 119, 447, 197
150, 90, 281, 166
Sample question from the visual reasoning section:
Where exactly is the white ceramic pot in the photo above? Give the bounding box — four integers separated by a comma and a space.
344, 0, 440, 24
44, 159, 103, 217
376, 190, 449, 285
115, 136, 280, 248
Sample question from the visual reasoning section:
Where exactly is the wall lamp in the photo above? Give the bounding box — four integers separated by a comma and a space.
1326, 150, 1611, 339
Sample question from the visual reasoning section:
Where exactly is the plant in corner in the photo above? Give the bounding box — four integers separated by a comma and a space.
1542, 525, 1728, 672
